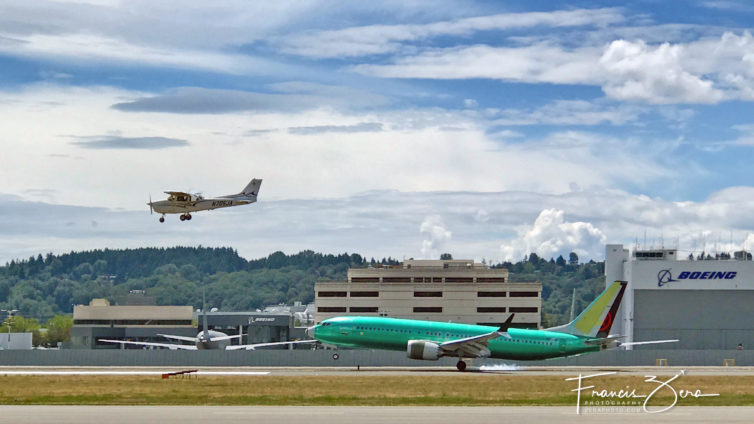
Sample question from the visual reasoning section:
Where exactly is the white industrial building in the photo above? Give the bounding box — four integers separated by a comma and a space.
605, 244, 754, 349
315, 259, 541, 328
0, 332, 32, 350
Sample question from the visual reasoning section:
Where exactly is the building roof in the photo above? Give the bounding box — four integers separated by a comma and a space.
73, 304, 193, 320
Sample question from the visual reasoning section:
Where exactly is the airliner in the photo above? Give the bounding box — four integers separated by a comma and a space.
306, 281, 677, 371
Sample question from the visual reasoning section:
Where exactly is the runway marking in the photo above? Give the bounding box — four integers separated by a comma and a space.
0, 371, 270, 376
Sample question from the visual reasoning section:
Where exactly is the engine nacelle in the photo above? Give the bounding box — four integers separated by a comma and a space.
406, 340, 441, 360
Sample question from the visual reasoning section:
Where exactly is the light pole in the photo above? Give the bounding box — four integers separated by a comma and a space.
1, 309, 19, 344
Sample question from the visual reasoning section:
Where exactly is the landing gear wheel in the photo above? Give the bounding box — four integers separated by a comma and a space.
180, 214, 186, 221
332, 353, 340, 360
456, 360, 467, 372
159, 216, 165, 223
186, 214, 192, 221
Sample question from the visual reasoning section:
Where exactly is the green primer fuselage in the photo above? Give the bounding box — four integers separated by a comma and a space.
313, 316, 600, 360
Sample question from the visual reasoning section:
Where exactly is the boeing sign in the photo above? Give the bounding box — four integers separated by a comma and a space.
657, 269, 737, 287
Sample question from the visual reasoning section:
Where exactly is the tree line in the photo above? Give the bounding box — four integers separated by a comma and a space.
1, 247, 604, 328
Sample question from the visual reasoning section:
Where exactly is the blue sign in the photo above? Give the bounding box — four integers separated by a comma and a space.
657, 269, 736, 287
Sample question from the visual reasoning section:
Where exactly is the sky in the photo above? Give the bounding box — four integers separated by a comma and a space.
3, 0, 754, 265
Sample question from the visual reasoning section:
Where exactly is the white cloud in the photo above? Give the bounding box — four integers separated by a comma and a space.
419, 215, 452, 258
0, 84, 689, 210
494, 100, 645, 126
353, 44, 603, 85
0, 33, 271, 74
353, 30, 754, 104
599, 40, 724, 104
0, 1, 327, 74
278, 8, 624, 58
4, 187, 754, 266
500, 209, 607, 262
463, 98, 478, 108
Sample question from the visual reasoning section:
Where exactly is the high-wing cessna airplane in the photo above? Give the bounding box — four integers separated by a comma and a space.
305, 281, 678, 371
148, 178, 262, 222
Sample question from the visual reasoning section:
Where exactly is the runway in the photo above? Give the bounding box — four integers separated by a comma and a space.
0, 370, 269, 376
2, 365, 752, 376
1, 406, 752, 424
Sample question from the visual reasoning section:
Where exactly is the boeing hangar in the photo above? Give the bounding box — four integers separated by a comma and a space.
605, 244, 754, 350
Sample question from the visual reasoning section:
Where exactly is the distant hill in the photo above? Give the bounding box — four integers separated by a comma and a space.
0, 247, 603, 326
2, 246, 249, 282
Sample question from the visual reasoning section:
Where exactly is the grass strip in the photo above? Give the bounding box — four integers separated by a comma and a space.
0, 375, 751, 406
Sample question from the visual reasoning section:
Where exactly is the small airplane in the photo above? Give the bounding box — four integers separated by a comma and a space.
305, 281, 678, 371
99, 329, 314, 350
148, 178, 262, 222
100, 292, 315, 350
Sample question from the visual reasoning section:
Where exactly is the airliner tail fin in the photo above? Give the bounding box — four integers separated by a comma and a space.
546, 281, 627, 338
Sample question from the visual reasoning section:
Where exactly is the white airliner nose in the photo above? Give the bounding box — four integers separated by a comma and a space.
305, 326, 315, 338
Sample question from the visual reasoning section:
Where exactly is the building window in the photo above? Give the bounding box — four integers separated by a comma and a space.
350, 291, 379, 297
477, 307, 507, 313
317, 291, 347, 297
413, 307, 442, 313
509, 291, 539, 297
509, 307, 538, 313
414, 291, 442, 297
477, 277, 506, 283
383, 277, 411, 283
351, 277, 379, 283
317, 307, 347, 313
73, 319, 192, 326
510, 322, 539, 329
445, 277, 473, 283
413, 277, 429, 283
477, 291, 506, 297
349, 307, 378, 313
432, 277, 443, 283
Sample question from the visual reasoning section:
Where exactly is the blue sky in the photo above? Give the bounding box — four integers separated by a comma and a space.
2, 1, 754, 264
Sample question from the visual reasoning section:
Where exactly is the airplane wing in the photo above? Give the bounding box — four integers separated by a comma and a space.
619, 339, 679, 347
164, 191, 191, 196
157, 334, 198, 343
439, 330, 510, 357
157, 334, 243, 343
99, 339, 197, 350
583, 336, 678, 349
225, 340, 318, 351
438, 314, 515, 358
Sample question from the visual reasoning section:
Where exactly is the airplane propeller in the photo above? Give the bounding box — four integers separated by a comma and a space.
148, 194, 153, 215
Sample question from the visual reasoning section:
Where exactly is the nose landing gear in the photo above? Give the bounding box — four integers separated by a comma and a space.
159, 216, 165, 223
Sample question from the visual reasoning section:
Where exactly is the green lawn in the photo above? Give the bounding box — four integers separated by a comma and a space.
0, 375, 751, 406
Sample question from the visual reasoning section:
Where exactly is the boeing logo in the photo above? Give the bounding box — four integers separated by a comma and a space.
657, 269, 737, 287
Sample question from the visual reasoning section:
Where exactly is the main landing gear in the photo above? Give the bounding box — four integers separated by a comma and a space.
179, 213, 192, 221
456, 360, 467, 372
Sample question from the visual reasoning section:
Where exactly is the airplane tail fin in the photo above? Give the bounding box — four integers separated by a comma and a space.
238, 178, 262, 199
546, 281, 627, 338
202, 287, 209, 342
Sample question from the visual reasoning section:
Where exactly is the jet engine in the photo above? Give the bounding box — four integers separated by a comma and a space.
406, 340, 441, 360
